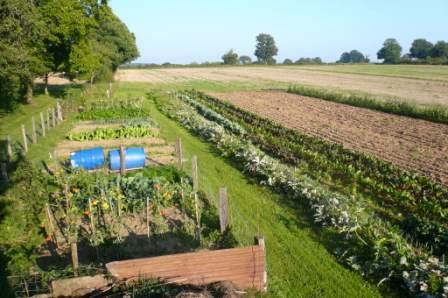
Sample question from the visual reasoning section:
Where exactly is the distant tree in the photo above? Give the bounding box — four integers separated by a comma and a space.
431, 41, 448, 58
400, 54, 413, 63
312, 57, 323, 64
377, 38, 402, 64
239, 55, 252, 64
222, 49, 239, 65
338, 50, 369, 63
410, 39, 434, 59
283, 58, 293, 65
254, 33, 278, 64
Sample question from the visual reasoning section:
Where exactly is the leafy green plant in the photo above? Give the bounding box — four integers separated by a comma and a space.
67, 125, 157, 141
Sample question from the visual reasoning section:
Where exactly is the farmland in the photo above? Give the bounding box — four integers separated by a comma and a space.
1, 65, 448, 297
115, 64, 448, 106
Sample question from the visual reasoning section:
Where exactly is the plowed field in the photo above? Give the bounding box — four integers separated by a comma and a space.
208, 91, 448, 185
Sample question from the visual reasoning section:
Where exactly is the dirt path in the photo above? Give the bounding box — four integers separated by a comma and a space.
208, 91, 448, 185
115, 67, 448, 106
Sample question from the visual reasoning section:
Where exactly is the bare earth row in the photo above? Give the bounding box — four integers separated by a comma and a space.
208, 91, 448, 185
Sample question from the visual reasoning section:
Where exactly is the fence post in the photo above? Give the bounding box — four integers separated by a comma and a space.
31, 116, 37, 144
176, 137, 183, 169
47, 109, 51, 130
53, 150, 59, 170
109, 82, 113, 97
52, 107, 56, 127
120, 145, 126, 175
70, 236, 79, 277
40, 112, 46, 137
6, 135, 12, 161
57, 102, 63, 122
146, 197, 150, 238
21, 125, 28, 153
219, 187, 228, 233
88, 198, 95, 235
0, 162, 8, 185
192, 156, 200, 240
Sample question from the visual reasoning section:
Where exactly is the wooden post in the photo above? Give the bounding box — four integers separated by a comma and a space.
109, 82, 113, 96
176, 137, 183, 169
57, 102, 63, 122
120, 145, 126, 175
0, 162, 8, 185
106, 89, 110, 99
70, 236, 79, 277
192, 155, 198, 193
146, 197, 150, 238
45, 203, 55, 239
40, 112, 46, 137
21, 125, 28, 153
47, 109, 51, 130
6, 135, 12, 161
31, 116, 37, 144
192, 156, 200, 240
219, 187, 228, 233
52, 107, 56, 127
88, 198, 95, 235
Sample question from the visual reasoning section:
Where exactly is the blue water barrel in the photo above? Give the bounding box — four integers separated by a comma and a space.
109, 147, 146, 171
70, 147, 105, 170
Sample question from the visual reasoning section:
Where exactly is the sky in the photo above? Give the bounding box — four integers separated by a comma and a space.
109, 0, 448, 64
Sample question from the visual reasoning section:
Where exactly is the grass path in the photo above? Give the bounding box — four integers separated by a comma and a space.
123, 85, 384, 297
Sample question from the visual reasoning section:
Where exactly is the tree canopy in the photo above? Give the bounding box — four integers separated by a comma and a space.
0, 0, 139, 109
338, 50, 369, 63
239, 55, 252, 64
254, 33, 278, 64
410, 39, 433, 59
222, 49, 239, 65
377, 38, 402, 64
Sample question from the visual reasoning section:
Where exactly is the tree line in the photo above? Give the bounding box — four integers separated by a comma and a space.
0, 0, 139, 110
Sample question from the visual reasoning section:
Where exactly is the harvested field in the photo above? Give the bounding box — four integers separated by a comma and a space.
208, 91, 448, 185
115, 67, 448, 106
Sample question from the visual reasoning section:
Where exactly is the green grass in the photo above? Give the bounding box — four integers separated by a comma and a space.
111, 83, 386, 297
287, 64, 448, 82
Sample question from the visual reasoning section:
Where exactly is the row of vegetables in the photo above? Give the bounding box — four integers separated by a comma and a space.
156, 90, 448, 296
77, 99, 148, 120
67, 125, 158, 141
182, 90, 448, 256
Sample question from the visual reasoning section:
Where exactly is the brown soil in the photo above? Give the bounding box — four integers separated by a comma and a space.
69, 122, 160, 134
208, 91, 448, 185
115, 67, 448, 106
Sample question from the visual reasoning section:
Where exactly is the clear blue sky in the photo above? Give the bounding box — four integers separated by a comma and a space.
109, 0, 448, 64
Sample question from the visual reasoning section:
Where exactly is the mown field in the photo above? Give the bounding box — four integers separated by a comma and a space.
115, 64, 448, 107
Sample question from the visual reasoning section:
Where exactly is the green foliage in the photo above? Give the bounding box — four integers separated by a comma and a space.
221, 49, 239, 65
377, 38, 402, 64
288, 85, 448, 125
67, 125, 157, 141
338, 50, 369, 63
431, 41, 448, 59
239, 55, 252, 64
295, 57, 323, 65
410, 39, 434, 60
0, 158, 50, 274
254, 33, 278, 64
77, 108, 148, 120
283, 58, 293, 65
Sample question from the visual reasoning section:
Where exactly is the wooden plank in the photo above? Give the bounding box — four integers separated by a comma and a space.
51, 275, 108, 297
106, 244, 266, 291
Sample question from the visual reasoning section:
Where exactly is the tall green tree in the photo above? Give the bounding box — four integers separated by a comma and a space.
377, 38, 402, 64
431, 41, 448, 59
410, 39, 433, 59
254, 33, 278, 64
222, 49, 239, 65
0, 0, 46, 107
239, 55, 252, 64
338, 50, 369, 63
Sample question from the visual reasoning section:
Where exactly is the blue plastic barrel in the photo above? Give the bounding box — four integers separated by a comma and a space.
70, 147, 105, 170
109, 147, 146, 171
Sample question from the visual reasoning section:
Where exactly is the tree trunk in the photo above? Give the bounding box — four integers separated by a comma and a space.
26, 81, 33, 104
44, 73, 49, 96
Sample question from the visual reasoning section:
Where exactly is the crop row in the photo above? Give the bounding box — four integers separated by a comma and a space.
67, 125, 158, 141
77, 107, 149, 120
183, 90, 448, 255
156, 91, 448, 296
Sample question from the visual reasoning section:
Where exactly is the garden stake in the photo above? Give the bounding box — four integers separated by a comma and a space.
21, 124, 28, 153
40, 112, 46, 137
31, 116, 37, 144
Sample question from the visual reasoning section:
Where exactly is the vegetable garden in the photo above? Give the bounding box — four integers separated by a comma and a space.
154, 90, 448, 296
